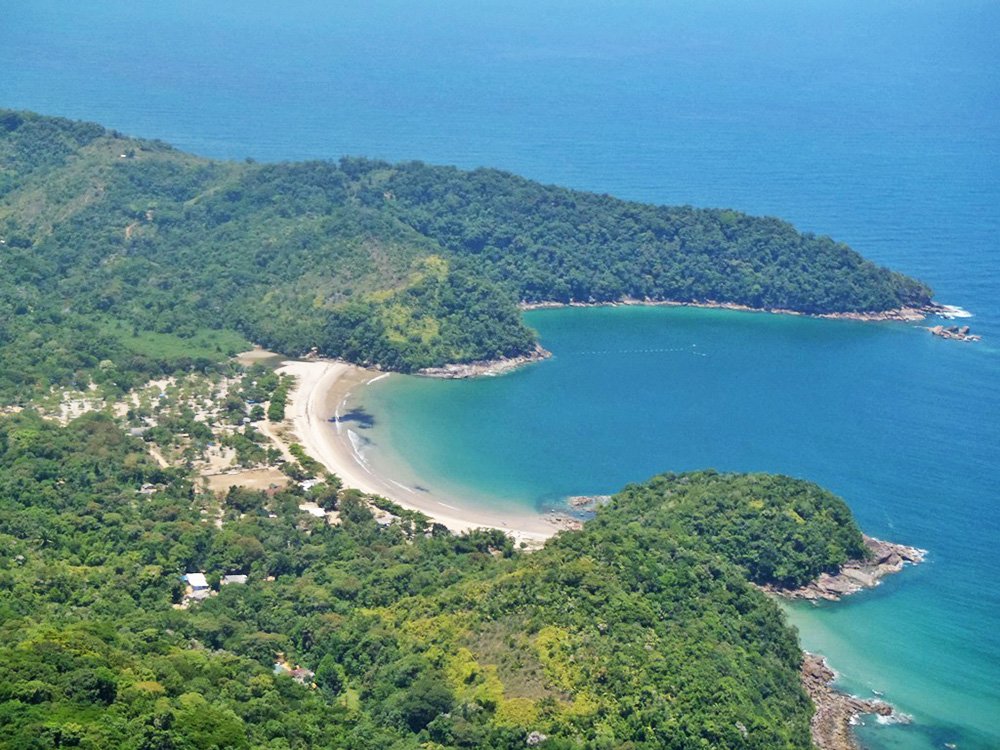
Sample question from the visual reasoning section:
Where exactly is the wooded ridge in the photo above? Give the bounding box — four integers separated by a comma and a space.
0, 109, 932, 401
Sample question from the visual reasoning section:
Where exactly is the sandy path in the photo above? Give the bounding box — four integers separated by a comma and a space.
147, 444, 170, 469
276, 360, 561, 545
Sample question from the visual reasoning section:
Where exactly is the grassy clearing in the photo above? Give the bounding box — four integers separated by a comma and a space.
101, 320, 252, 361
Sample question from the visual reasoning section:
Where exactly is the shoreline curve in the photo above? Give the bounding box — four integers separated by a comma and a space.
520, 297, 952, 322
276, 359, 562, 546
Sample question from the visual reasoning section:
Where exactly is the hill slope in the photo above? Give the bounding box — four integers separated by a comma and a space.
0, 110, 932, 400
0, 411, 873, 748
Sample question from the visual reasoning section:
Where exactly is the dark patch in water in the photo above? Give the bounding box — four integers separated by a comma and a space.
331, 408, 375, 428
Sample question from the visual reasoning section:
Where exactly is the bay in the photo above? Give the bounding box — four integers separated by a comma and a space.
2, 1, 997, 747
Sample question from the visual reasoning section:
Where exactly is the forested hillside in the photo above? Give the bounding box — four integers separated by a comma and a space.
0, 411, 870, 748
0, 110, 933, 400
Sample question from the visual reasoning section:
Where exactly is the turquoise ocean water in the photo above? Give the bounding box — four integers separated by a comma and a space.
2, 1, 997, 747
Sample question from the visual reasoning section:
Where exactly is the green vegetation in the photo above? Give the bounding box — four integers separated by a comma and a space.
600, 471, 868, 588
369, 160, 932, 314
0, 109, 902, 747
287, 443, 324, 478
266, 375, 293, 422
0, 410, 870, 748
99, 321, 252, 362
0, 109, 932, 398
324, 256, 536, 372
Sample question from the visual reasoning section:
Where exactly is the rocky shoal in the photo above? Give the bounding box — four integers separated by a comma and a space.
566, 495, 612, 512
928, 324, 980, 342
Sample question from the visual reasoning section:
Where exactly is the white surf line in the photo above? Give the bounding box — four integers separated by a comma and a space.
366, 373, 391, 385
937, 304, 972, 318
334, 394, 350, 434
347, 429, 372, 474
437, 501, 458, 510
387, 478, 416, 494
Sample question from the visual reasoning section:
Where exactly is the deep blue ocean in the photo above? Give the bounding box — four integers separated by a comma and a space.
2, 1, 997, 748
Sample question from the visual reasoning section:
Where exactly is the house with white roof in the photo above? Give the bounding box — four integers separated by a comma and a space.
184, 572, 209, 590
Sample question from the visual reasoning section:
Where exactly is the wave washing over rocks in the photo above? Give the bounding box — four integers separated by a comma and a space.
928, 324, 980, 342
756, 535, 926, 747
801, 653, 899, 750
764, 535, 926, 601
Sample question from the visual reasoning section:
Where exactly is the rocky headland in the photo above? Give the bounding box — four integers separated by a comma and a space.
781, 536, 924, 748
801, 653, 896, 750
764, 535, 926, 602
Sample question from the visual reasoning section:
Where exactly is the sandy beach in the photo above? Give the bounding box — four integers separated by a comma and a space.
276, 360, 561, 545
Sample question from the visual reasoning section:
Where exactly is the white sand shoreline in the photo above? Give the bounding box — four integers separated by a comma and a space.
276, 359, 561, 546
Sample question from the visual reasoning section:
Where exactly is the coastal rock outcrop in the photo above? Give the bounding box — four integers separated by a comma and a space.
418, 344, 551, 379
801, 653, 894, 750
928, 324, 980, 341
765, 535, 925, 601
544, 511, 583, 532
566, 495, 612, 512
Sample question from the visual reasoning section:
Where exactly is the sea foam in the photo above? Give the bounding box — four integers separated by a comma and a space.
347, 429, 372, 474
937, 304, 973, 319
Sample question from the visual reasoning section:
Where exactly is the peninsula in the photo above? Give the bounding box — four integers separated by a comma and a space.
0, 109, 934, 404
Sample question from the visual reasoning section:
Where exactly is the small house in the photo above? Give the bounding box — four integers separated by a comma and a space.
298, 503, 326, 518
184, 572, 209, 590
182, 572, 213, 602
